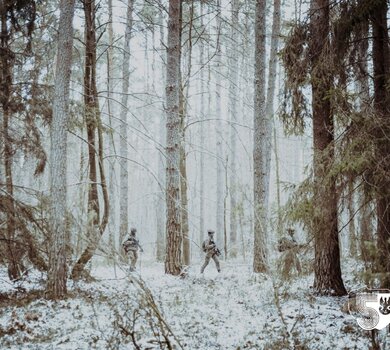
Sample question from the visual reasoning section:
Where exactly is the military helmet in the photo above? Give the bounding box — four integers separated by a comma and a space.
130, 227, 137, 235
207, 229, 215, 235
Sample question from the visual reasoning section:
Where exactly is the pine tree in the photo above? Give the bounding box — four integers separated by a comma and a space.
372, 0, 390, 286
156, 8, 166, 263
309, 0, 346, 295
71, 0, 109, 279
47, 0, 76, 298
119, 0, 135, 252
215, 0, 224, 247
264, 0, 281, 219
199, 1, 205, 252
165, 0, 183, 275
253, 0, 268, 273
228, 0, 239, 258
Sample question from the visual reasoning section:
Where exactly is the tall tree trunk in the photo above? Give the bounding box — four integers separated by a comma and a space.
119, 0, 134, 256
179, 86, 189, 267
46, 0, 75, 298
372, 0, 390, 287
264, 0, 281, 217
309, 0, 346, 295
347, 180, 357, 257
71, 0, 99, 278
180, 139, 190, 266
76, 145, 86, 258
156, 9, 166, 262
241, 0, 254, 244
228, 0, 239, 258
215, 0, 223, 247
199, 1, 205, 251
71, 0, 109, 279
106, 0, 117, 267
273, 119, 282, 235
0, 4, 25, 280
360, 187, 373, 266
180, 1, 192, 267
224, 156, 228, 258
355, 19, 372, 266
253, 0, 268, 273
165, 0, 182, 275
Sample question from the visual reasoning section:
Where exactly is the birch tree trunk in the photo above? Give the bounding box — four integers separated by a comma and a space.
253, 0, 268, 273
309, 0, 346, 295
165, 0, 182, 275
46, 0, 75, 298
228, 0, 239, 258
119, 0, 134, 255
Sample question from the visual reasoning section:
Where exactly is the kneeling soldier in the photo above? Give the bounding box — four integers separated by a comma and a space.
122, 228, 143, 271
201, 229, 221, 273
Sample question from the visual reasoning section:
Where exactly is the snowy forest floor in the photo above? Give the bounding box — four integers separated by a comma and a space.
0, 258, 387, 349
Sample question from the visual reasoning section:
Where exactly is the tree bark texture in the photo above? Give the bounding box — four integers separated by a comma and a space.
119, 0, 134, 255
309, 0, 346, 295
71, 0, 109, 279
372, 0, 390, 286
180, 2, 191, 267
215, 0, 224, 247
264, 0, 281, 215
253, 0, 268, 273
0, 3, 25, 280
199, 1, 205, 250
156, 9, 166, 262
165, 0, 182, 275
47, 0, 75, 298
228, 0, 239, 258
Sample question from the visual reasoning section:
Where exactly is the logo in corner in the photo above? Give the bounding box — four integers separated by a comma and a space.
349, 289, 390, 330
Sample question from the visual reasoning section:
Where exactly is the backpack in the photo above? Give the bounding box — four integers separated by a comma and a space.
123, 237, 137, 253
277, 236, 296, 252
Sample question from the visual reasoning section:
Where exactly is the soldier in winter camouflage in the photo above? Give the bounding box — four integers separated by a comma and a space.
122, 228, 143, 271
277, 228, 302, 277
201, 229, 221, 273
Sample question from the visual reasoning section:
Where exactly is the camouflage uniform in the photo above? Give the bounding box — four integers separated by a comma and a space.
277, 228, 301, 277
122, 228, 143, 271
201, 230, 221, 273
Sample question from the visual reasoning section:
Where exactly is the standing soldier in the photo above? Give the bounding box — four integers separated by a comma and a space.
122, 228, 143, 272
277, 227, 302, 278
201, 229, 221, 273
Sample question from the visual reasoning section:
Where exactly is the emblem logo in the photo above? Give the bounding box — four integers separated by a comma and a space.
350, 290, 390, 330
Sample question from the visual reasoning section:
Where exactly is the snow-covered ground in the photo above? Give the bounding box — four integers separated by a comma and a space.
0, 260, 382, 349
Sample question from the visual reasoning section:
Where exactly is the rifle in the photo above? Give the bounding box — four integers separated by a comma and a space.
123, 237, 143, 253
138, 240, 144, 253
213, 247, 221, 257
209, 240, 221, 257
